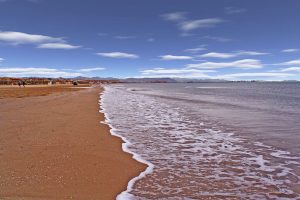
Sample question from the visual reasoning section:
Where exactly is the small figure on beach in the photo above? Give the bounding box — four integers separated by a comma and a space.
17, 81, 21, 87
22, 81, 26, 87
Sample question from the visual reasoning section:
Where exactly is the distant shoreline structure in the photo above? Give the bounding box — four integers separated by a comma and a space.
0, 76, 299, 85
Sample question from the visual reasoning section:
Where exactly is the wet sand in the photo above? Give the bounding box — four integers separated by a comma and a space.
0, 85, 146, 199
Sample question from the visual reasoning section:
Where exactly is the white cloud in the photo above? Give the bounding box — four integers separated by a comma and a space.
160, 55, 193, 60
225, 7, 247, 15
114, 35, 136, 40
276, 59, 300, 72
162, 12, 187, 22
0, 31, 63, 45
200, 52, 235, 59
184, 47, 206, 53
281, 49, 299, 53
0, 67, 83, 78
142, 68, 215, 75
280, 67, 300, 72
162, 12, 224, 32
37, 43, 81, 49
279, 59, 300, 66
0, 31, 80, 49
96, 52, 139, 59
0, 58, 4, 62
140, 67, 214, 78
179, 18, 224, 31
200, 51, 269, 59
78, 67, 105, 72
138, 66, 295, 80
270, 59, 300, 72
187, 59, 263, 69
235, 50, 269, 56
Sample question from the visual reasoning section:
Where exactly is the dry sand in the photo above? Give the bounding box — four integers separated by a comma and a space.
0, 85, 146, 199
0, 85, 89, 99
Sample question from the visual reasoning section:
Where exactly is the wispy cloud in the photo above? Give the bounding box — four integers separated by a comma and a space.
276, 59, 300, 72
201, 35, 232, 42
0, 58, 4, 63
180, 18, 224, 32
114, 35, 136, 40
200, 52, 235, 59
200, 51, 269, 59
161, 12, 187, 22
279, 59, 300, 66
184, 46, 206, 53
281, 67, 300, 72
0, 31, 63, 45
140, 67, 214, 78
139, 66, 294, 80
225, 7, 247, 15
78, 67, 105, 72
96, 52, 139, 59
0, 31, 81, 50
162, 12, 224, 32
236, 50, 269, 56
187, 59, 263, 69
37, 43, 81, 49
160, 55, 193, 60
0, 67, 83, 78
281, 49, 299, 53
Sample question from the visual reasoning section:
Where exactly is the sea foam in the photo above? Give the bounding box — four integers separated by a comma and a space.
99, 84, 300, 200
99, 89, 154, 200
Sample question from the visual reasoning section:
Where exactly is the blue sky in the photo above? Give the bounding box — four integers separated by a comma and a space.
0, 0, 300, 80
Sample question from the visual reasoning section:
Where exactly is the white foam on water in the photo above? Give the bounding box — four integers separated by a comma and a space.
99, 90, 154, 200
99, 85, 300, 200
271, 150, 300, 160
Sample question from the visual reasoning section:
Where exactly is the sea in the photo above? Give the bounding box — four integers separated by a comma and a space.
100, 82, 300, 200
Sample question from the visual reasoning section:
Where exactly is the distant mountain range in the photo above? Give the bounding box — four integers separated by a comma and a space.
72, 76, 231, 83
1, 76, 299, 83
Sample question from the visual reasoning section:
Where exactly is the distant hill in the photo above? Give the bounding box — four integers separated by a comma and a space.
122, 78, 177, 83
173, 78, 229, 83
73, 76, 119, 81
1, 76, 299, 83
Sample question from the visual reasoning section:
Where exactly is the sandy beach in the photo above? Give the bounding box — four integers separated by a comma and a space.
0, 85, 146, 199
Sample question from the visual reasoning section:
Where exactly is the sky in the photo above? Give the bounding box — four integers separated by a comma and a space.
0, 0, 300, 80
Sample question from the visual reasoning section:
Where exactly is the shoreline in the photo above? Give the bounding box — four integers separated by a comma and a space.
99, 88, 154, 199
0, 85, 146, 199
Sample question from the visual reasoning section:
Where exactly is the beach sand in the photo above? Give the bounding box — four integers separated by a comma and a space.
0, 85, 146, 199
0, 84, 89, 99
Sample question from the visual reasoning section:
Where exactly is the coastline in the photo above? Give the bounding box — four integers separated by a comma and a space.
99, 87, 154, 200
0, 85, 146, 199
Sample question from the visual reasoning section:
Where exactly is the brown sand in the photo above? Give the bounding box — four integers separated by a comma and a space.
0, 85, 146, 199
0, 85, 90, 99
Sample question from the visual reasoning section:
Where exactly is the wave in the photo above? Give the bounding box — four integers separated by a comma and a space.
99, 88, 154, 200
99, 84, 300, 199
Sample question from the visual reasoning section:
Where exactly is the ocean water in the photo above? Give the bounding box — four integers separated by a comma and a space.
100, 82, 300, 200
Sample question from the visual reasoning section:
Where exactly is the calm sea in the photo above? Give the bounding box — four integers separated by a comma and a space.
101, 82, 300, 200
